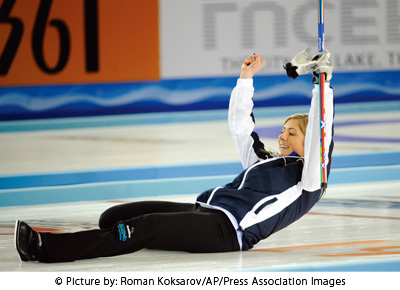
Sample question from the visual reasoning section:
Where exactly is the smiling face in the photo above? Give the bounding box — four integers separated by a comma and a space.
278, 117, 307, 157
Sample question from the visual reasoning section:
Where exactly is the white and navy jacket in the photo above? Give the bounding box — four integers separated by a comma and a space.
196, 79, 335, 250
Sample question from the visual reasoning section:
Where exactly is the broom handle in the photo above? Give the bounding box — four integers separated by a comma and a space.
318, 0, 328, 189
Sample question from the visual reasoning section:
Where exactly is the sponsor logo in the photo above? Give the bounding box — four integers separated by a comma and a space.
117, 223, 134, 242
118, 223, 127, 242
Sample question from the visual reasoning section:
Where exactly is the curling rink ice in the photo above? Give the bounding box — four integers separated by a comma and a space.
0, 101, 399, 287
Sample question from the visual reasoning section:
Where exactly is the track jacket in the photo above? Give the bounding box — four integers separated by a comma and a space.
196, 78, 335, 250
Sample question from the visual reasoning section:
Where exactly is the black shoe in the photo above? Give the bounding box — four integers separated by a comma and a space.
14, 220, 41, 262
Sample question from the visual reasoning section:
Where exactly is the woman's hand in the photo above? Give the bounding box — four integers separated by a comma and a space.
240, 54, 263, 79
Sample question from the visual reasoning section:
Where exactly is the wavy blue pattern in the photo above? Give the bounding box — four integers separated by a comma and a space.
0, 71, 399, 120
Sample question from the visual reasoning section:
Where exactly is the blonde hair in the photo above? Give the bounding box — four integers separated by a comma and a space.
284, 113, 309, 135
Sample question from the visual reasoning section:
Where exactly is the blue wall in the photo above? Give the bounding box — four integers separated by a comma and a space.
1, 70, 399, 121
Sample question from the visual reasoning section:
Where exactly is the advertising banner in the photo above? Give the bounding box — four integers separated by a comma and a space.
161, 0, 400, 78
0, 0, 399, 120
0, 0, 159, 86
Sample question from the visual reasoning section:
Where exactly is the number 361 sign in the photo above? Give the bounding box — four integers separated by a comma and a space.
0, 0, 159, 86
